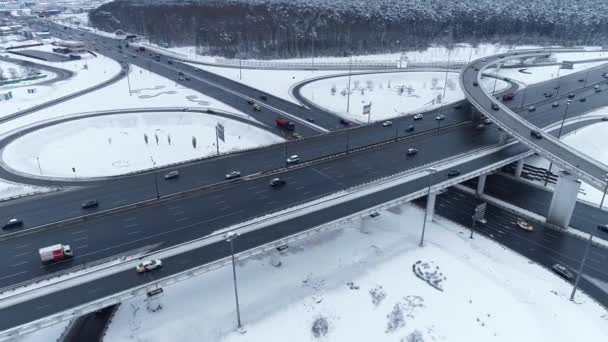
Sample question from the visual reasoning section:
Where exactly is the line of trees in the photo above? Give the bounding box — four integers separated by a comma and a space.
89, 0, 608, 59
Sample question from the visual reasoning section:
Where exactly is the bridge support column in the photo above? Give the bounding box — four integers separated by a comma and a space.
425, 192, 437, 222
546, 171, 581, 229
514, 159, 524, 178
477, 174, 487, 195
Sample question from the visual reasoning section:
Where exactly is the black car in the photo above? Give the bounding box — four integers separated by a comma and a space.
491, 103, 500, 111
81, 199, 99, 209
567, 93, 575, 99
405, 125, 415, 132
579, 97, 586, 102
473, 81, 479, 87
259, 95, 268, 101
306, 117, 315, 122
454, 104, 462, 110
447, 170, 460, 177
2, 218, 23, 230
247, 99, 254, 105
597, 224, 608, 233
531, 130, 543, 139
339, 118, 350, 126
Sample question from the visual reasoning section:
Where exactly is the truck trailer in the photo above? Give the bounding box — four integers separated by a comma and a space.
39, 244, 73, 263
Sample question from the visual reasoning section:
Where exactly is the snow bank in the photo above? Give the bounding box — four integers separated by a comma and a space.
103, 203, 608, 342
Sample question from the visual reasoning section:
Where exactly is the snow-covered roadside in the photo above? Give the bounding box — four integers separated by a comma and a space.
0, 60, 55, 89
2, 111, 283, 178
12, 320, 69, 342
1, 44, 121, 117
103, 202, 608, 342
0, 179, 52, 201
299, 71, 508, 122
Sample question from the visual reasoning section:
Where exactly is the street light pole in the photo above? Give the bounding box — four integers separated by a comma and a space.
442, 49, 451, 99
599, 174, 608, 209
225, 232, 243, 330
570, 234, 593, 301
346, 55, 352, 113
420, 168, 437, 247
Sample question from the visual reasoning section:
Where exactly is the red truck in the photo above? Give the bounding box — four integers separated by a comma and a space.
39, 244, 73, 263
275, 117, 295, 131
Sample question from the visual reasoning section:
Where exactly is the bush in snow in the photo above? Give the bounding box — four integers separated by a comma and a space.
369, 285, 387, 306
385, 302, 405, 333
331, 84, 337, 96
311, 316, 329, 338
402, 330, 425, 342
413, 260, 446, 291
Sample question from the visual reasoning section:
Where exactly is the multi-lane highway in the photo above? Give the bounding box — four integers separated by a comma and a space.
462, 51, 608, 191
1, 21, 608, 334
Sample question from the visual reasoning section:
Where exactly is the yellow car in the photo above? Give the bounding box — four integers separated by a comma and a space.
516, 220, 534, 232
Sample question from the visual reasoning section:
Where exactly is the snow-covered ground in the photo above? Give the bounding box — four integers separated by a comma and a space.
103, 202, 608, 342
13, 320, 69, 342
299, 71, 508, 122
0, 60, 53, 86
2, 111, 282, 178
0, 179, 52, 201
1, 44, 121, 117
495, 61, 608, 86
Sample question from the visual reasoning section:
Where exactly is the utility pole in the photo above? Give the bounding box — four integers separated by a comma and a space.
225, 232, 243, 331
346, 55, 352, 113
570, 234, 593, 301
36, 156, 42, 175
544, 100, 571, 186
442, 49, 451, 99
420, 168, 437, 247
239, 58, 242, 80
599, 174, 608, 209
126, 66, 132, 96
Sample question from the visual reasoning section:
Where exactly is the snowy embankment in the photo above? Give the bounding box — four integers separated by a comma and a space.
0, 60, 55, 88
0, 179, 52, 201
0, 44, 121, 117
101, 202, 608, 342
2, 111, 282, 178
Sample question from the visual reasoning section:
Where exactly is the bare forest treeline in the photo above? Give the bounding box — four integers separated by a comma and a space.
89, 0, 608, 59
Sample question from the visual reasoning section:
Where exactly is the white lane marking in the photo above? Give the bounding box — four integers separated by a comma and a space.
127, 230, 142, 236
71, 230, 87, 235
267, 201, 279, 206
14, 252, 30, 258
0, 270, 27, 281
168, 206, 181, 211
255, 189, 268, 194
74, 236, 88, 242
219, 206, 231, 211
14, 244, 30, 249
36, 304, 51, 311
295, 186, 305, 191
171, 211, 185, 216
216, 200, 226, 205
124, 223, 139, 228
176, 217, 189, 222
9, 261, 28, 267
78, 244, 89, 249
123, 217, 137, 222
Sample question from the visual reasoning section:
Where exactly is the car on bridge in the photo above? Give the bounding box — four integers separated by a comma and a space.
405, 125, 415, 132
81, 199, 99, 209
491, 103, 500, 111
528, 106, 536, 112
568, 93, 575, 99
531, 130, 543, 139
339, 118, 350, 126
406, 148, 418, 156
286, 155, 300, 164
413, 114, 423, 120
136, 259, 163, 273
579, 97, 586, 102
502, 93, 514, 101
382, 121, 393, 127
597, 224, 608, 233
516, 220, 534, 232
253, 104, 262, 111
447, 169, 460, 177
270, 178, 286, 188
435, 115, 445, 121
225, 171, 241, 180
2, 218, 23, 230
552, 102, 559, 107
164, 170, 180, 180
551, 264, 574, 281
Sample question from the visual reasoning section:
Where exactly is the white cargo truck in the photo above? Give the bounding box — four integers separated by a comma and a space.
39, 244, 73, 263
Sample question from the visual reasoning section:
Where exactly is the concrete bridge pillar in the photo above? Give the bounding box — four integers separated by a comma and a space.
514, 159, 525, 178
477, 174, 487, 195
546, 171, 581, 229
425, 191, 437, 222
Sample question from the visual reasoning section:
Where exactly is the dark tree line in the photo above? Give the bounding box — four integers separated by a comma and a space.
89, 0, 608, 59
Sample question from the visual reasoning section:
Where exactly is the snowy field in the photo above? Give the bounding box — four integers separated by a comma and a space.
2, 111, 282, 178
0, 60, 54, 87
299, 72, 508, 122
1, 44, 121, 116
101, 202, 608, 342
